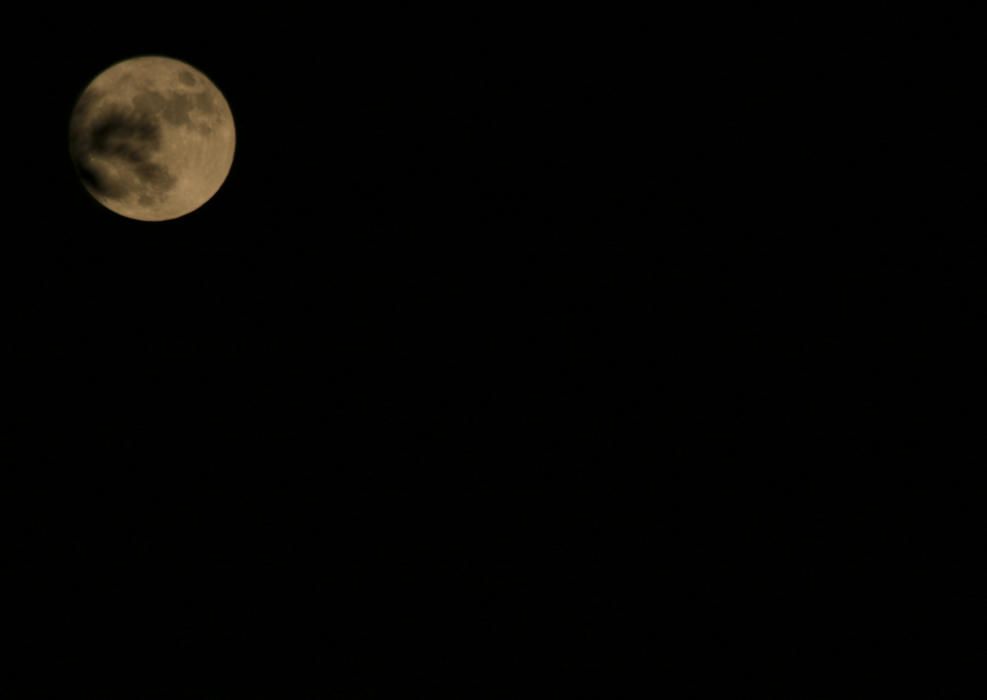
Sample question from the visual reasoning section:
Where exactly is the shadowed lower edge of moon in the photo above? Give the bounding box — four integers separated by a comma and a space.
70, 94, 177, 206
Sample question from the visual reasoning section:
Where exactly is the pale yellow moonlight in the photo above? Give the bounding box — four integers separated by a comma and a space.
69, 55, 235, 221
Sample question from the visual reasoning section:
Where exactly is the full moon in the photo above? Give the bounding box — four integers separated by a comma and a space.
68, 55, 235, 221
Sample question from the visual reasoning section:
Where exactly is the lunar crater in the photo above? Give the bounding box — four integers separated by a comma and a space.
161, 91, 195, 127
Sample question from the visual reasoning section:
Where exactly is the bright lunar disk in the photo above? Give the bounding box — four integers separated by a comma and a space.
68, 55, 236, 221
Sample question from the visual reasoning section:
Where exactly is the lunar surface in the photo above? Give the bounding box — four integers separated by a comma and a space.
68, 55, 235, 221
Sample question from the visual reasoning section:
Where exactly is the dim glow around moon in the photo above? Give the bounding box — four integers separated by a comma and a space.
68, 55, 236, 222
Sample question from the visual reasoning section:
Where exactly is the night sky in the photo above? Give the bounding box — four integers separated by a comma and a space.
1, 11, 645, 698
4, 8, 985, 699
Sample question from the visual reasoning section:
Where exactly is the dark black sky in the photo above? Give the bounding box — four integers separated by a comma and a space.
4, 8, 986, 698
0, 11, 650, 698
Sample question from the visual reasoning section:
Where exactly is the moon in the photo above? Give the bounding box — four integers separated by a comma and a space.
68, 55, 235, 221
